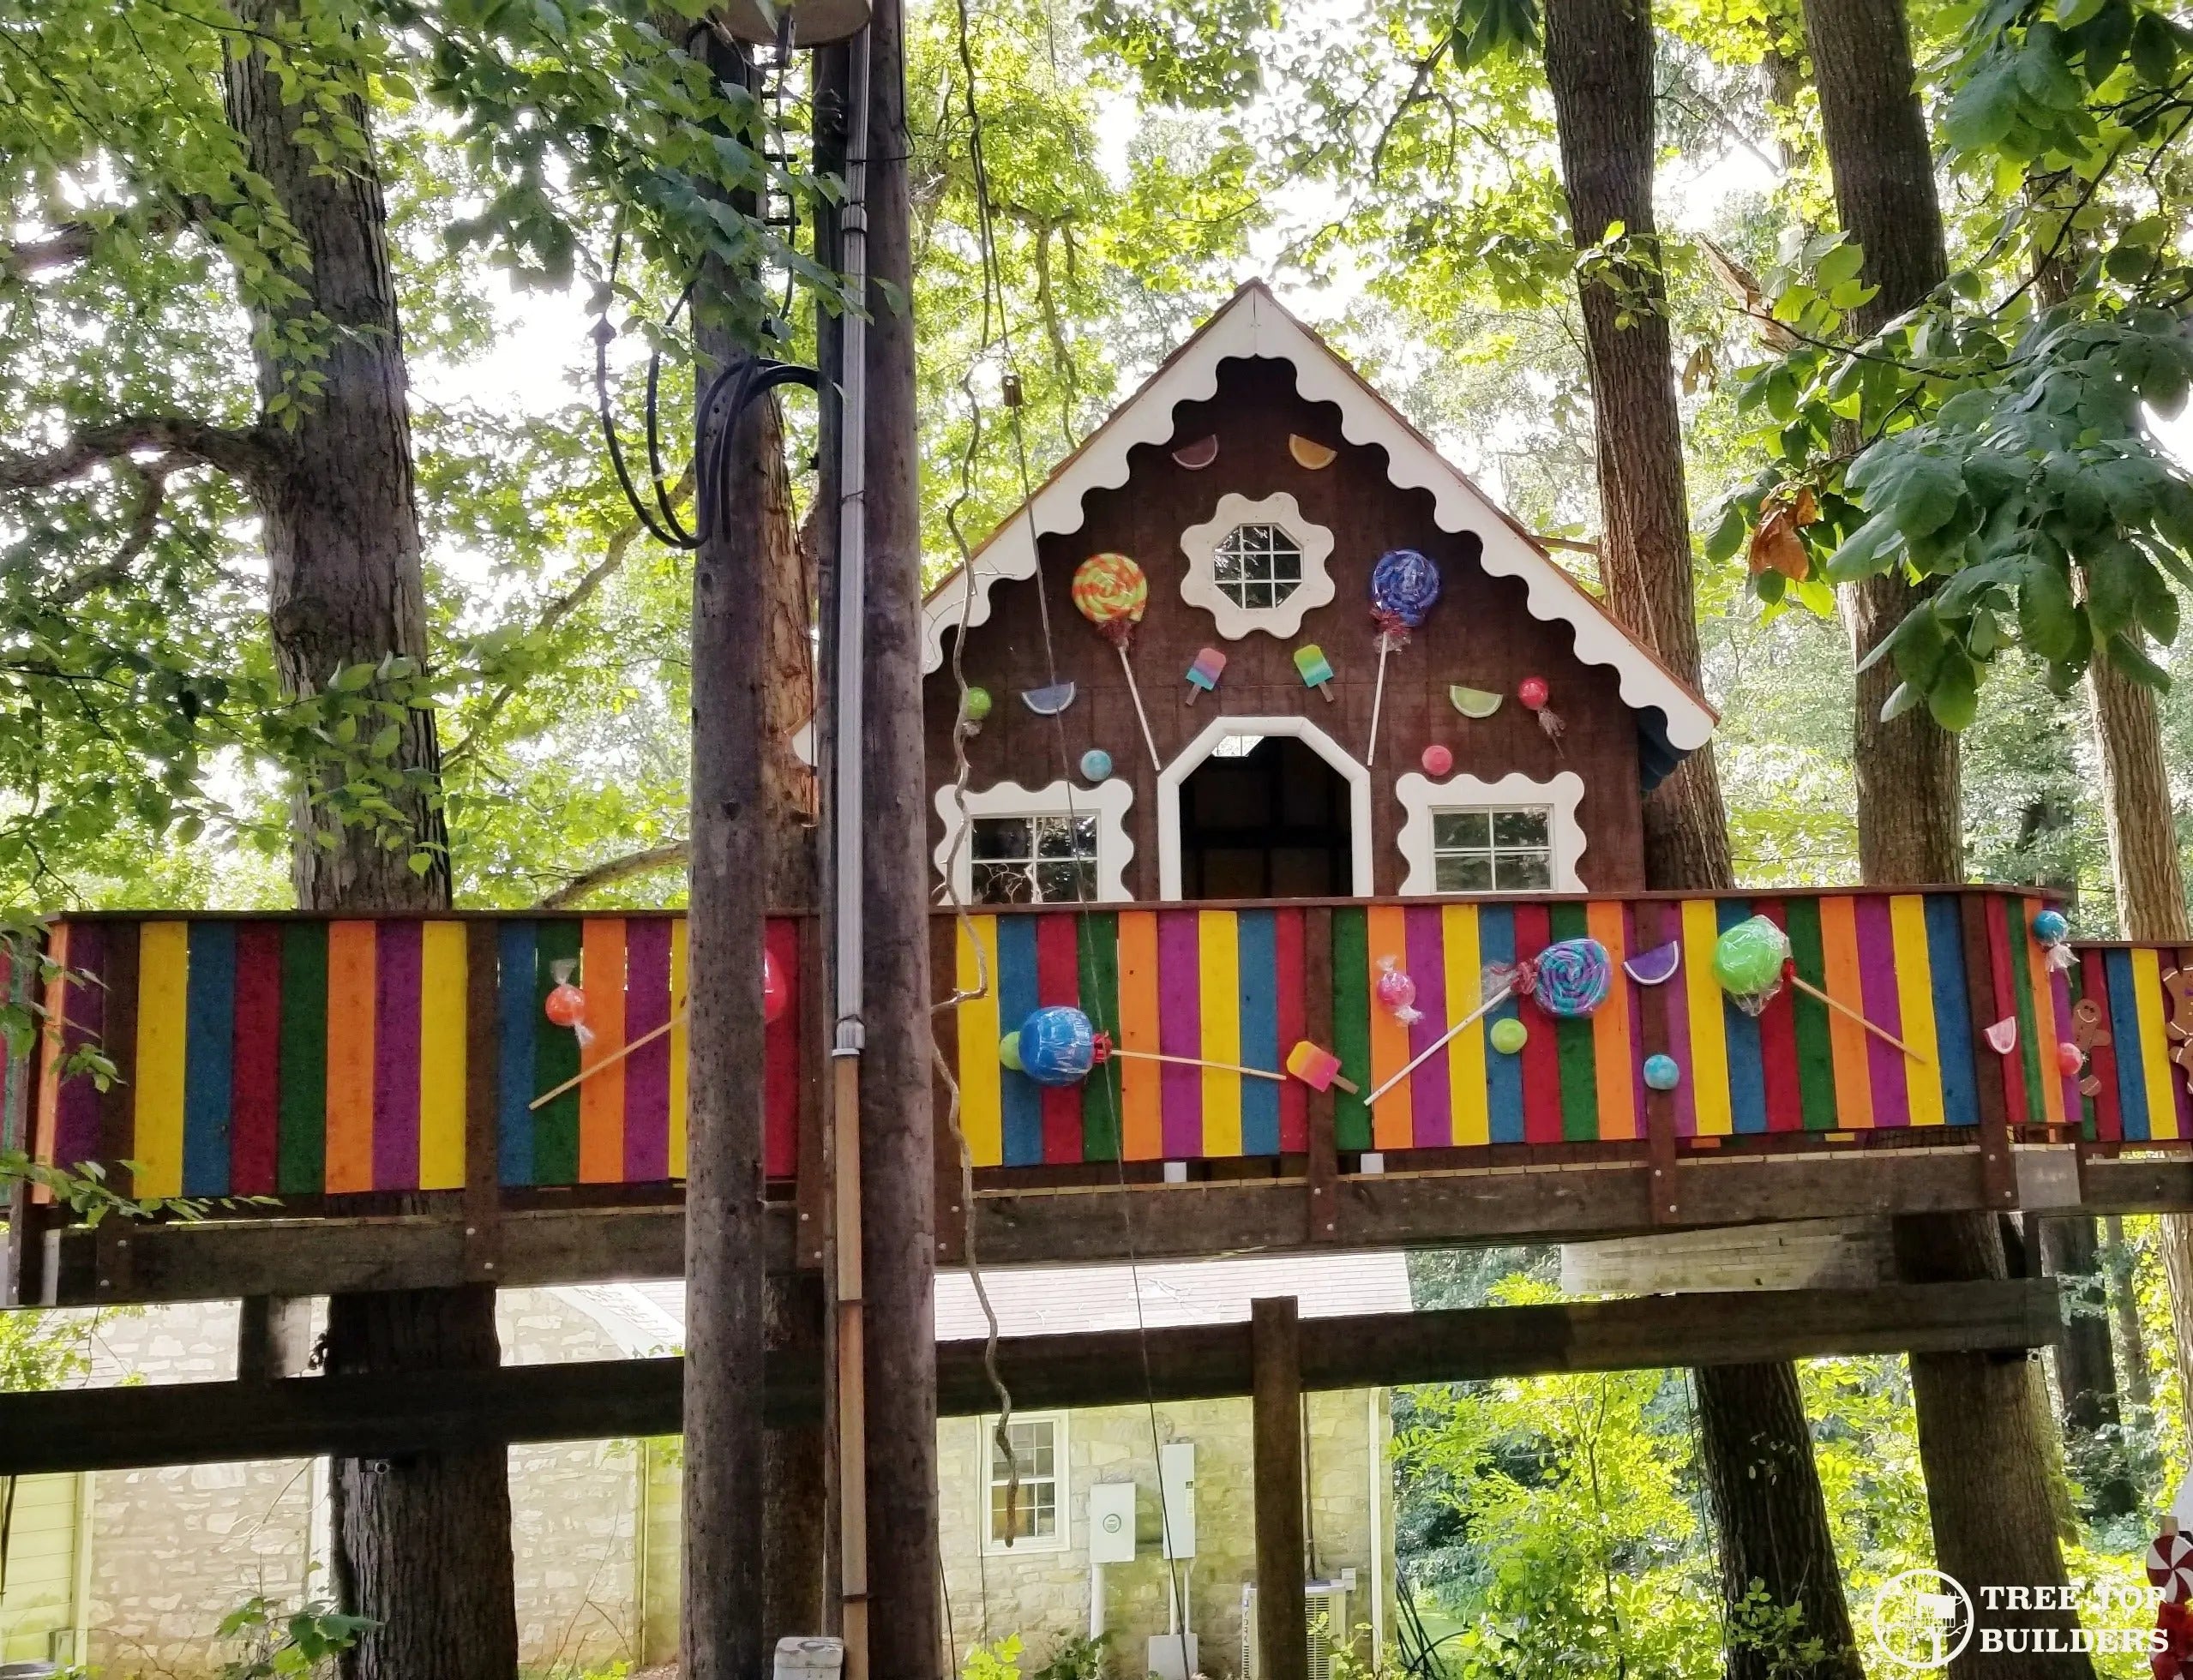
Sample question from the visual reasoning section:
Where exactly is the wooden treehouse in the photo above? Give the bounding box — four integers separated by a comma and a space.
4, 292, 2191, 1657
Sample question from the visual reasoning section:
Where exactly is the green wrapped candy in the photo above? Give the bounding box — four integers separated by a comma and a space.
1713, 915, 1790, 999
1489, 1017, 1528, 1055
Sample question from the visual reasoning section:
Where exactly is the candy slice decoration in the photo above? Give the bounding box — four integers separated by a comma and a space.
1295, 644, 1337, 701
1172, 435, 1219, 470
1021, 681, 1077, 716
1621, 940, 1681, 987
1984, 1017, 2019, 1055
1185, 646, 1227, 705
1289, 434, 1337, 470
1449, 685, 1504, 719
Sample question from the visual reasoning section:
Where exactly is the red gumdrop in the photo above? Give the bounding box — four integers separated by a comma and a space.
544, 981, 587, 1028
2057, 1040, 2086, 1077
763, 950, 789, 1025
1517, 676, 1550, 711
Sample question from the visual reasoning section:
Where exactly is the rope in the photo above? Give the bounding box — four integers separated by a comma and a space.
928, 7, 1196, 1668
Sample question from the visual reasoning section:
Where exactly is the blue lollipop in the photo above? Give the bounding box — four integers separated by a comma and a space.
1014, 1005, 1097, 1087
1367, 549, 1443, 769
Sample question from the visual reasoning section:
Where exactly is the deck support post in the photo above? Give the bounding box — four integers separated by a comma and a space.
236, 1296, 314, 1383
1252, 1296, 1309, 1680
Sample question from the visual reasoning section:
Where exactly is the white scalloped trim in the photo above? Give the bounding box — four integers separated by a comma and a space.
1393, 770, 1589, 895
1178, 491, 1336, 639
920, 282, 1715, 752
932, 777, 1136, 903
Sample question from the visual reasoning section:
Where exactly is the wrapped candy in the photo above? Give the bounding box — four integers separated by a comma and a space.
1365, 549, 1442, 768
544, 958, 594, 1048
1713, 915, 1791, 1015
1015, 1005, 1097, 1087
2033, 907, 2076, 971
1374, 956, 1423, 1025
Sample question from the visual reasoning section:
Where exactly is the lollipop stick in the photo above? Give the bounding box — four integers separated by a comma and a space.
1118, 644, 1162, 771
1107, 1047, 1286, 1083
1367, 637, 1389, 768
1787, 975, 1931, 1064
530, 1006, 688, 1110
1364, 983, 1516, 1107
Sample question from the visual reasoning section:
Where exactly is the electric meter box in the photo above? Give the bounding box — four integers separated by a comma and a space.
1158, 1441, 1197, 1559
1087, 1481, 1137, 1564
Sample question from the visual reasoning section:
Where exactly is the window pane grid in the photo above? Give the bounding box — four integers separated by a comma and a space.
1214, 523, 1304, 612
1431, 806, 1553, 894
987, 1417, 1060, 1545
970, 815, 1097, 904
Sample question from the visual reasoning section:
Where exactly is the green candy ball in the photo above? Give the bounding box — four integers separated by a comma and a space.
1713, 914, 1789, 997
1489, 1017, 1528, 1056
963, 686, 994, 723
997, 1030, 1023, 1071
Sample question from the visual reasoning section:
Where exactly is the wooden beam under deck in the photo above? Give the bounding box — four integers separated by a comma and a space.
0, 1280, 2058, 1474
19, 1149, 2189, 1309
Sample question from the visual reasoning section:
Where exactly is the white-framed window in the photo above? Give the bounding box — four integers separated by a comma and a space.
1394, 770, 1588, 895
982, 1412, 1069, 1552
934, 778, 1136, 904
1179, 492, 1336, 639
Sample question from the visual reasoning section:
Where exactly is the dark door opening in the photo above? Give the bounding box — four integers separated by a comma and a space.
1179, 735, 1352, 900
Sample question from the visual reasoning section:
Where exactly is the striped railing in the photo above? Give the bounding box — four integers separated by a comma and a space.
944, 889, 2154, 1167
21, 915, 806, 1201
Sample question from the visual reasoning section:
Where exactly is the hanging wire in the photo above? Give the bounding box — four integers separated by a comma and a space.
928, 3, 1199, 1669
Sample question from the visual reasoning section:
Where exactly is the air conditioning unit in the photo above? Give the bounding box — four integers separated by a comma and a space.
1240, 1581, 1349, 1680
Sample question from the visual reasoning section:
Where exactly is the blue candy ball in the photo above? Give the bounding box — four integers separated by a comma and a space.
1643, 1053, 1682, 1093
1016, 1005, 1096, 1087
1081, 748, 1113, 783
2033, 909, 2070, 945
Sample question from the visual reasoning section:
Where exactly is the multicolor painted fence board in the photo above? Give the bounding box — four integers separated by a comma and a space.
2066, 942, 2193, 1143
948, 891, 2130, 1166
27, 916, 802, 1199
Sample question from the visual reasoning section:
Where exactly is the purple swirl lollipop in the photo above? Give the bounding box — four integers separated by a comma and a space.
1370, 549, 1442, 639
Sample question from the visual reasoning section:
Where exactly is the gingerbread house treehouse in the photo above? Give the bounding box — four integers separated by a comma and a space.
922, 280, 1717, 908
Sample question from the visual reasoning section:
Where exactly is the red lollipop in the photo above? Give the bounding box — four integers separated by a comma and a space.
1517, 676, 1550, 711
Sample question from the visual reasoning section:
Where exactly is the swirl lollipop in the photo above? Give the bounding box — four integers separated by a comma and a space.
1073, 553, 1159, 771
1366, 549, 1442, 767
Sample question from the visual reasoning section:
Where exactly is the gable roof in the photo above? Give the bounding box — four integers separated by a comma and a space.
922, 279, 1716, 756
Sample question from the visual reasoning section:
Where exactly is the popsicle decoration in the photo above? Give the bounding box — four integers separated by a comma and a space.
1286, 1039, 1359, 1095
1711, 914, 1930, 1063
1365, 937, 1612, 1107
1072, 552, 1162, 771
1185, 646, 1228, 704
1295, 643, 1337, 700
1365, 549, 1442, 765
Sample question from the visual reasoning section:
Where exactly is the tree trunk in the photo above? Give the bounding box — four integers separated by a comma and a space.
2106, 1216, 2155, 1414
221, 9, 515, 1679
1802, 1, 2088, 1670
2035, 1216, 2135, 1519
680, 33, 775, 1680
1540, 6, 1854, 1675
1541, 0, 1736, 898
857, 3, 944, 1669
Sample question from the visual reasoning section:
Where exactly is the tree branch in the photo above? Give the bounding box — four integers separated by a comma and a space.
444, 470, 693, 768
537, 841, 690, 909
0, 417, 279, 494
50, 453, 184, 606
1, 205, 198, 279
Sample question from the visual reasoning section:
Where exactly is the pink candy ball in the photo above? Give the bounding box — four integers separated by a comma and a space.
1421, 743, 1453, 777
1517, 676, 1550, 711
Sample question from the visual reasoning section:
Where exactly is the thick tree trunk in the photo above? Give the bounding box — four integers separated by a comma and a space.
858, 3, 944, 1668
1541, 0, 1736, 898
681, 33, 775, 1680
221, 9, 514, 1679
1801, 3, 2088, 1671
1540, 5, 1852, 1674
2036, 1217, 2135, 1518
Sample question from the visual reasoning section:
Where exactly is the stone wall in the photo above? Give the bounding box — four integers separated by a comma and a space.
76, 1293, 651, 1678
936, 1391, 1392, 1680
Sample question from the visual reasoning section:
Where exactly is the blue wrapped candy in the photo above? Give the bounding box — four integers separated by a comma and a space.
2033, 909, 2070, 946
1014, 1005, 1097, 1087
1370, 549, 1442, 639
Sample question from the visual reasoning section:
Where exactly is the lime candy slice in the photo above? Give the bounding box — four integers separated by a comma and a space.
1449, 685, 1504, 718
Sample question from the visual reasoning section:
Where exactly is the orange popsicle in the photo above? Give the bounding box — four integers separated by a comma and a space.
1286, 1039, 1359, 1095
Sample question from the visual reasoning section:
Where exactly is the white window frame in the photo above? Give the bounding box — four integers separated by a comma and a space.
979, 1411, 1071, 1555
934, 778, 1136, 904
1178, 491, 1336, 640
1393, 770, 1588, 895
1157, 714, 1374, 898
